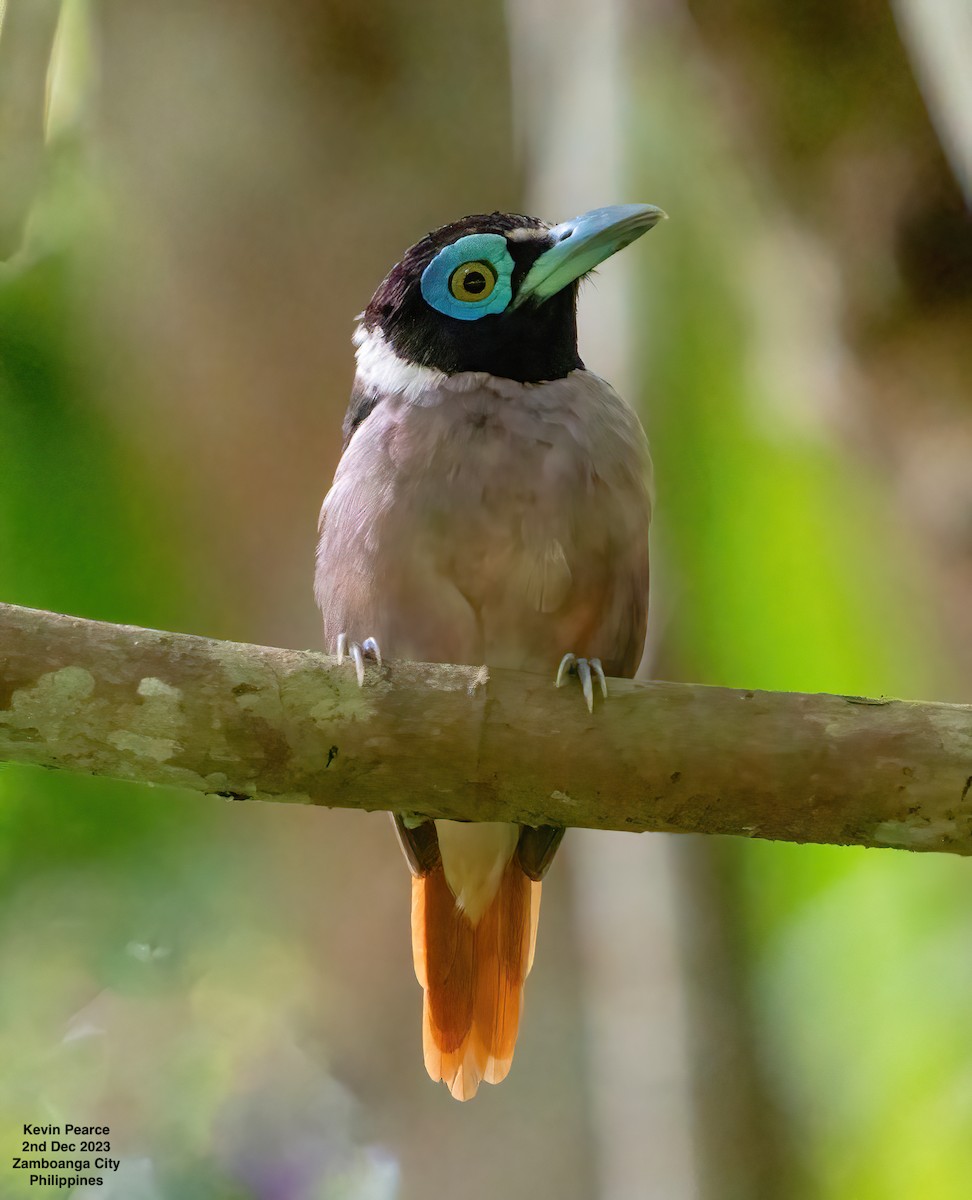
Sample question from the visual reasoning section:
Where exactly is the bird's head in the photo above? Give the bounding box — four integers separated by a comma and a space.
358, 204, 665, 384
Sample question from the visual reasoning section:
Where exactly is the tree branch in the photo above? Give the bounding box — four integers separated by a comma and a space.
1, 601, 971, 854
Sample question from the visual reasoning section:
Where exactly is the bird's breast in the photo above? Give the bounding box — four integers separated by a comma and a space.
321, 365, 651, 670
383, 370, 648, 617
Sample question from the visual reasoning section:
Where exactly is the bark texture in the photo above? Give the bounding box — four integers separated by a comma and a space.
1, 601, 970, 854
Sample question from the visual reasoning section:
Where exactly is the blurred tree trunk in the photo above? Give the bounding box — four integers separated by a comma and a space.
509, 1, 773, 1197
891, 0, 972, 203
0, 0, 60, 258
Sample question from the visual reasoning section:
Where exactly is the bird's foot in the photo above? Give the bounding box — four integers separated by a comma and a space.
336, 632, 382, 687
555, 653, 607, 714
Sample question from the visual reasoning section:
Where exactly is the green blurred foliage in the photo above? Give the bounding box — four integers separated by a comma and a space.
0, 153, 392, 1200
630, 20, 972, 1199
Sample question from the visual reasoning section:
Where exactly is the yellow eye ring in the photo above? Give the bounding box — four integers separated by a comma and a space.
448, 260, 497, 303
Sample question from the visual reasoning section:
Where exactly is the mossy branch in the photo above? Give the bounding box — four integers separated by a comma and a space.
1, 601, 971, 855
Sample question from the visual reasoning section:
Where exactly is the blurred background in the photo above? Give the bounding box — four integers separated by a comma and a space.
1, 0, 971, 1196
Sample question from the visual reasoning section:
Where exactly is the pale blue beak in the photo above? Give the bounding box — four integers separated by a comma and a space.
512, 203, 666, 306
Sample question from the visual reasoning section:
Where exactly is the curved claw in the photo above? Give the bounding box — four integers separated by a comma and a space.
577, 658, 593, 712
555, 652, 577, 688
350, 641, 365, 687
335, 632, 382, 688
555, 652, 608, 714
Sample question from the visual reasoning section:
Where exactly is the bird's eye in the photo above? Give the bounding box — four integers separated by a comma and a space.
420, 232, 514, 321
449, 261, 497, 303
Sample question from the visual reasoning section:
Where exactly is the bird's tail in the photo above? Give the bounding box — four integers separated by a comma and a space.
410, 859, 542, 1101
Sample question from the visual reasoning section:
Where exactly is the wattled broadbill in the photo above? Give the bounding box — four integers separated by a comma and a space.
315, 204, 662, 1099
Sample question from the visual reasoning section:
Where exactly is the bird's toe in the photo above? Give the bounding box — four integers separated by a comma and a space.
554, 652, 608, 713
335, 632, 382, 687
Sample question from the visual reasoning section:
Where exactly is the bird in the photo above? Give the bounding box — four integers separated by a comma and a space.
315, 204, 661, 1100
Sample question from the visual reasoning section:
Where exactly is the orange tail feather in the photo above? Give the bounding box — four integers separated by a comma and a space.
411, 860, 542, 1100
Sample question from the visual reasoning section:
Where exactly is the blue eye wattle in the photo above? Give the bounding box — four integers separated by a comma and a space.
420, 233, 514, 321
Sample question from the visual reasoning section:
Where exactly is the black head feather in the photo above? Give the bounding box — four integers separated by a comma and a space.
362, 212, 583, 384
